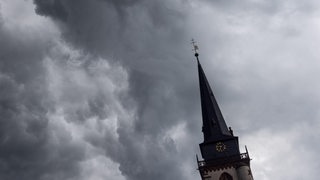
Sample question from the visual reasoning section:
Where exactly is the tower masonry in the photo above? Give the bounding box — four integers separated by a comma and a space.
192, 43, 254, 180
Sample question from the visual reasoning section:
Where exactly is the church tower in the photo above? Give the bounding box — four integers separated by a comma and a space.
192, 42, 254, 180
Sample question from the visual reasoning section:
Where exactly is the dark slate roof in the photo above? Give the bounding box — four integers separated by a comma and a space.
197, 59, 232, 142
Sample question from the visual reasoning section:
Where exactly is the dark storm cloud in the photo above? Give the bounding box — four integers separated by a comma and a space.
33, 0, 187, 63
0, 11, 129, 177
0, 18, 86, 179
32, 0, 320, 179
34, 0, 68, 21
33, 1, 199, 180
2, 0, 320, 179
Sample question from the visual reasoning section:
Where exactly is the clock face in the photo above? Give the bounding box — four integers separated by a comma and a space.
215, 142, 226, 152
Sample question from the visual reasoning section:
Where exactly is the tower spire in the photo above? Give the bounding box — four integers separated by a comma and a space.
192, 40, 232, 142
192, 40, 253, 180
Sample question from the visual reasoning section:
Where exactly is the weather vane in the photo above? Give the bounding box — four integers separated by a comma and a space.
191, 38, 199, 58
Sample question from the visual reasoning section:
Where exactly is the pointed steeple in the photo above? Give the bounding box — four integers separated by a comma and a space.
192, 40, 240, 160
197, 59, 232, 142
192, 41, 253, 180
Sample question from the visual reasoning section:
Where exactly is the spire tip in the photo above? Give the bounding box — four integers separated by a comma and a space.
191, 39, 199, 56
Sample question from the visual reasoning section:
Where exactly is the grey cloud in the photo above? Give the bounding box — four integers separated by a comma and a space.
0, 18, 128, 178
204, 0, 317, 15
0, 25, 84, 180
34, 0, 68, 22
33, 0, 188, 63
33, 0, 199, 179
0, 5, 119, 179
1, 0, 320, 179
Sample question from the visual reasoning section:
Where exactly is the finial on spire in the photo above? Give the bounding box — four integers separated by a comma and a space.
191, 39, 199, 58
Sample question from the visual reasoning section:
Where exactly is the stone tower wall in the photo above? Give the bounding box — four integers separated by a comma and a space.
236, 165, 254, 180
201, 167, 238, 180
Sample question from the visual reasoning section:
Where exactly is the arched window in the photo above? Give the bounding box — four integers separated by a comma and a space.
219, 172, 233, 180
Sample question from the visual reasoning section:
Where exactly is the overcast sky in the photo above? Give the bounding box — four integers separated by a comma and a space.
1, 0, 320, 180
